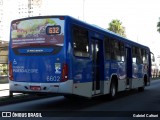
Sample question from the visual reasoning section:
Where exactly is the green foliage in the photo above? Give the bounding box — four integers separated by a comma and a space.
0, 64, 8, 75
47, 19, 56, 25
157, 19, 160, 33
108, 19, 126, 37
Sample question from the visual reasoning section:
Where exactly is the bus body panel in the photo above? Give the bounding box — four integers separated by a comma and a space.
9, 80, 73, 94
9, 15, 152, 98
72, 58, 93, 87
10, 55, 65, 83
9, 16, 73, 94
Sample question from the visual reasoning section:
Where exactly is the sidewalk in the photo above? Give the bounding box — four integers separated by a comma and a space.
0, 76, 9, 97
0, 83, 9, 97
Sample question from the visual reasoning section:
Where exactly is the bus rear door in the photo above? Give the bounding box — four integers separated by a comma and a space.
91, 39, 104, 95
126, 47, 132, 88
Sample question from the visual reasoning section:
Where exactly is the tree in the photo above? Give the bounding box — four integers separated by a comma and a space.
157, 18, 160, 33
108, 19, 126, 37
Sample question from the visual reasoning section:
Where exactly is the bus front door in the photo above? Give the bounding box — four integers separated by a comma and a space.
91, 39, 103, 95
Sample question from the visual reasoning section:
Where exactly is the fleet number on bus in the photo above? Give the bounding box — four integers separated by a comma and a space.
46, 26, 61, 35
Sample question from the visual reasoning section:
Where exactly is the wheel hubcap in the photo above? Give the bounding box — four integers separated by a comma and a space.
111, 85, 116, 97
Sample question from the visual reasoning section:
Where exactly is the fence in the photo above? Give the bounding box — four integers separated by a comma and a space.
152, 69, 160, 78
0, 50, 8, 83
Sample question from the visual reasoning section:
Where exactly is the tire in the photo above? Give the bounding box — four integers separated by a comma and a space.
9, 91, 13, 97
138, 86, 144, 92
64, 95, 87, 101
63, 95, 80, 100
63, 95, 73, 99
138, 79, 145, 92
109, 81, 117, 99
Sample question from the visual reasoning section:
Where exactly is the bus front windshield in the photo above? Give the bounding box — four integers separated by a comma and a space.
11, 18, 64, 49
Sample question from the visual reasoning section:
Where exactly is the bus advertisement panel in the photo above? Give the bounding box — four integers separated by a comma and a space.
11, 18, 64, 49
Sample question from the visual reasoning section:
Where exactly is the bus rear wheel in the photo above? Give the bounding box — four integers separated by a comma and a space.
138, 77, 146, 92
109, 81, 117, 99
9, 91, 13, 97
138, 82, 144, 92
138, 86, 144, 92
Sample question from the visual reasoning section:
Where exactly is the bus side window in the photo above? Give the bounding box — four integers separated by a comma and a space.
132, 46, 143, 64
73, 26, 89, 57
115, 40, 121, 61
111, 39, 117, 60
105, 37, 111, 60
110, 39, 125, 62
132, 46, 137, 63
141, 49, 148, 63
137, 48, 143, 64
118, 41, 125, 62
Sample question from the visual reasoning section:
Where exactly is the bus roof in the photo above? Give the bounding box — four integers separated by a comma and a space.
66, 15, 150, 50
11, 15, 150, 51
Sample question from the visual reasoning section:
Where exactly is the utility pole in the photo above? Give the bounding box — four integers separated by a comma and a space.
83, 0, 85, 21
28, 0, 31, 17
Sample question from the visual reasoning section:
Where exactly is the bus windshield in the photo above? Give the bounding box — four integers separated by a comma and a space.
11, 17, 64, 49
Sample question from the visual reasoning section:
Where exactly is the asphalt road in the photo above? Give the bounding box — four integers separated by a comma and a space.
0, 79, 160, 120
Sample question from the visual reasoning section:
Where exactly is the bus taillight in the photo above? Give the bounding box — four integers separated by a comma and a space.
61, 63, 68, 82
9, 62, 13, 81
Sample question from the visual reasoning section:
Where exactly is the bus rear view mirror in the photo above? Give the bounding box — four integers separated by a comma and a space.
151, 52, 155, 62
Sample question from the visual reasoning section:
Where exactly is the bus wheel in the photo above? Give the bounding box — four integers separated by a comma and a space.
138, 78, 145, 92
9, 91, 13, 97
109, 81, 117, 99
138, 86, 144, 92
63, 95, 79, 100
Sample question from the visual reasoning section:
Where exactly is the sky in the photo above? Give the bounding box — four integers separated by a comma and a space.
43, 0, 160, 58
2, 0, 160, 59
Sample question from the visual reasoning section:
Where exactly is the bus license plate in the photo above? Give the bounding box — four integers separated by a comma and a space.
30, 86, 41, 91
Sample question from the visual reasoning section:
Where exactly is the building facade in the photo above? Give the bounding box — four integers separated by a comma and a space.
0, 0, 4, 40
0, 0, 42, 41
0, 40, 8, 77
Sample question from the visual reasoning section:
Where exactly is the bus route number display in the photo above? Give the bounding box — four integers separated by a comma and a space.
46, 25, 61, 35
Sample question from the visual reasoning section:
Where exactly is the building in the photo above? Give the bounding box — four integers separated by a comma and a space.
17, 0, 29, 18
0, 40, 8, 63
18, 0, 42, 18
0, 0, 4, 40
0, 0, 43, 41
0, 40, 8, 77
0, 0, 42, 79
29, 0, 42, 17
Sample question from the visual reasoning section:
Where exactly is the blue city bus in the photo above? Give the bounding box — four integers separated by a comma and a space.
8, 16, 152, 98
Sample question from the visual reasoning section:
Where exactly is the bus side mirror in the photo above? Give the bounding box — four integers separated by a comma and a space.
152, 56, 155, 62
151, 52, 155, 62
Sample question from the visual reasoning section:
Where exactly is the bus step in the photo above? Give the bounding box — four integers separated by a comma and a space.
92, 93, 103, 97
126, 85, 130, 89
